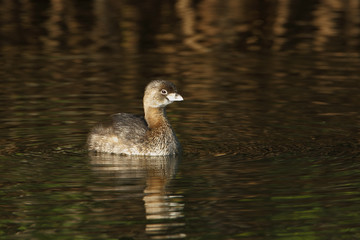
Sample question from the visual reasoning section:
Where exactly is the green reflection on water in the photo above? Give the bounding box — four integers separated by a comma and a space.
1, 3, 360, 237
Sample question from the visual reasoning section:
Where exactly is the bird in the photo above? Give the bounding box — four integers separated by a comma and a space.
87, 80, 183, 155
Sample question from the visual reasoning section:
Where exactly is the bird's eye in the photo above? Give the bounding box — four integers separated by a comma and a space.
161, 89, 167, 95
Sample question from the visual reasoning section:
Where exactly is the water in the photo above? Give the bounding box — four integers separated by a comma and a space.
1, 1, 360, 239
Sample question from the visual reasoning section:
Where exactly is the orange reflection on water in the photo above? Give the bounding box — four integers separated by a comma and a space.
0, 0, 359, 55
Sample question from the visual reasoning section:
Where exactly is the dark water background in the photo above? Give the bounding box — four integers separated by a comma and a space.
1, 0, 360, 239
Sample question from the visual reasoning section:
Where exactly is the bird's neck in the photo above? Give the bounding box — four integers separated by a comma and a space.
144, 106, 169, 129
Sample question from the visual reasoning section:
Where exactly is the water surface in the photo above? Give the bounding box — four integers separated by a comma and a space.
1, 1, 360, 239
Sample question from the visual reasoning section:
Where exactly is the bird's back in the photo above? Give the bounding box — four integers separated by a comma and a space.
87, 113, 148, 154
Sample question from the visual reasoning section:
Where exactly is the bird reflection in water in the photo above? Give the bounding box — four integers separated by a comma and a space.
89, 153, 186, 239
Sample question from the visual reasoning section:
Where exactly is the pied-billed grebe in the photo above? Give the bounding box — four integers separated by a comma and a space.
87, 80, 183, 156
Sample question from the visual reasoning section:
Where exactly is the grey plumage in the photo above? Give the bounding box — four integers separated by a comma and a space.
87, 80, 183, 155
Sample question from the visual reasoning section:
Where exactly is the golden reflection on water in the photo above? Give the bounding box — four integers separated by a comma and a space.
0, 0, 359, 55
0, 1, 360, 238
0, 0, 359, 166
89, 153, 185, 239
